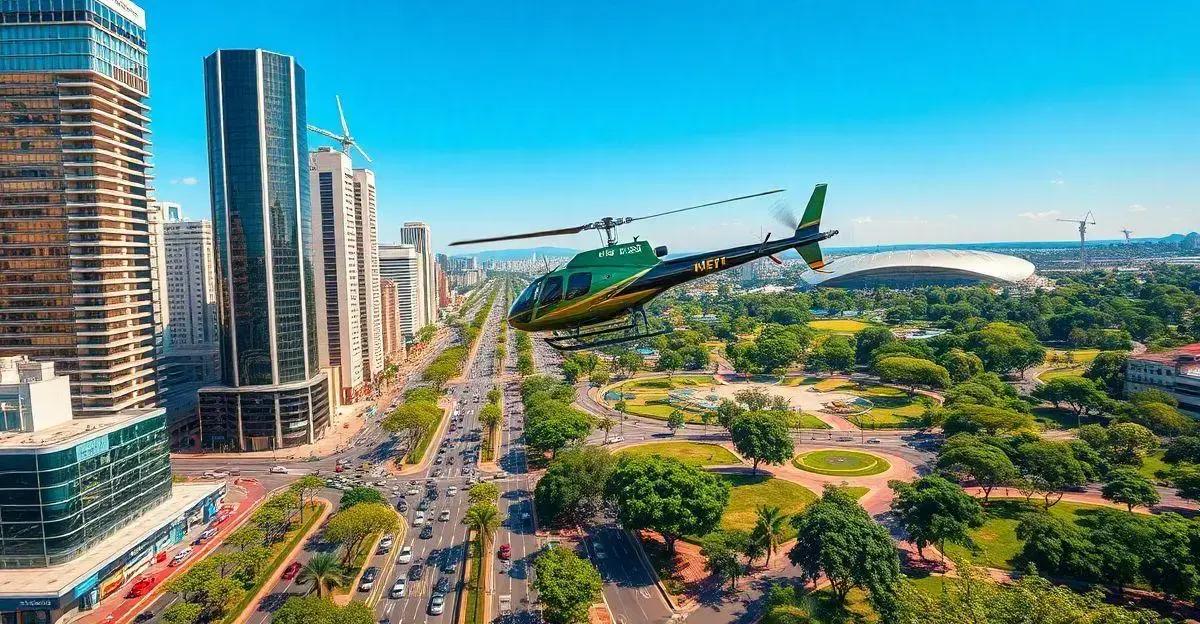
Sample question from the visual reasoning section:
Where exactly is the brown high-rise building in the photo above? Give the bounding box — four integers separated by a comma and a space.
0, 0, 159, 417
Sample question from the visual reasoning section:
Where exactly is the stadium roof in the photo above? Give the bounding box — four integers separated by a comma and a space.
801, 249, 1036, 288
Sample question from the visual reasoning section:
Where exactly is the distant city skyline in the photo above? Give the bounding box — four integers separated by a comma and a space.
144, 0, 1199, 251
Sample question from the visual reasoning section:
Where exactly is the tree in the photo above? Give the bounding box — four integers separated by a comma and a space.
1084, 351, 1128, 397
788, 486, 900, 614
324, 503, 400, 565
526, 409, 593, 457
1165, 434, 1200, 465
338, 486, 387, 510
298, 553, 348, 598
702, 531, 746, 590
606, 455, 730, 554
588, 369, 611, 386
1173, 465, 1200, 501
289, 475, 324, 522
874, 356, 951, 393
161, 602, 202, 624
699, 410, 715, 434
272, 596, 374, 624
942, 404, 1035, 436
225, 525, 266, 551
938, 348, 984, 384
715, 398, 746, 429
561, 359, 582, 383
751, 505, 789, 567
733, 387, 773, 411
468, 482, 500, 505
535, 446, 616, 526
855, 325, 895, 365
936, 443, 1017, 502
1105, 422, 1158, 465
597, 416, 617, 443
729, 412, 794, 473
808, 335, 856, 373
533, 546, 603, 624
1101, 468, 1161, 512
464, 502, 501, 552
657, 350, 683, 377
1017, 441, 1088, 508
666, 410, 685, 435
615, 351, 643, 377
1032, 376, 1108, 426
1140, 512, 1200, 600
381, 401, 441, 452
889, 475, 984, 562
963, 322, 1046, 375
479, 403, 502, 437
166, 562, 244, 620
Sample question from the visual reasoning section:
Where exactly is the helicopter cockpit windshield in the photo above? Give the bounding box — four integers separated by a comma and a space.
509, 277, 542, 323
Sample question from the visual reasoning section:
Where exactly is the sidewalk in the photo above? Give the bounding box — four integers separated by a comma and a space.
172, 401, 371, 461
69, 479, 268, 624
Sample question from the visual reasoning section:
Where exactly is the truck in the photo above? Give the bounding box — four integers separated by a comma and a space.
498, 594, 512, 617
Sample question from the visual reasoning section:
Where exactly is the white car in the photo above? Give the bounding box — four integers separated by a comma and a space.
446, 486, 458, 497
270, 465, 289, 474
170, 548, 193, 566
397, 545, 413, 564
406, 487, 420, 496
379, 534, 395, 550
390, 579, 406, 599
608, 436, 624, 443
439, 510, 451, 522
428, 593, 446, 615
203, 470, 229, 479
414, 512, 425, 526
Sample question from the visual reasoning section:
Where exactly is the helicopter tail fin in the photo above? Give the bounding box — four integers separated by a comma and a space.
796, 241, 829, 272
795, 183, 827, 238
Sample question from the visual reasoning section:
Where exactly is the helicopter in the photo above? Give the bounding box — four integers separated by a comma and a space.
449, 184, 839, 350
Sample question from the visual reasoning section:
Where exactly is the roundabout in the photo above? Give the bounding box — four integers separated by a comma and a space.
792, 449, 891, 477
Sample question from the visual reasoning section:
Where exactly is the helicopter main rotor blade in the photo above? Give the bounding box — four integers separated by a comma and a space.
448, 223, 589, 247
627, 189, 785, 222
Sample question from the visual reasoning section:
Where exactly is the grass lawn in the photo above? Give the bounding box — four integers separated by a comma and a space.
793, 450, 891, 477
606, 377, 713, 422
1044, 348, 1100, 366
464, 537, 484, 624
807, 319, 872, 333
1138, 450, 1172, 482
847, 393, 927, 428
942, 499, 1110, 570
617, 441, 740, 467
812, 378, 854, 392
787, 412, 833, 429
714, 474, 817, 541
1037, 366, 1085, 382
781, 376, 822, 387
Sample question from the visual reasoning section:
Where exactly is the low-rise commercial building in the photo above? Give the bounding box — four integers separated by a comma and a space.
1125, 343, 1200, 416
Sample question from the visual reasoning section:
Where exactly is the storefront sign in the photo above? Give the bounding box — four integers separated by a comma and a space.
72, 573, 99, 599
98, 568, 125, 600
75, 436, 110, 462
0, 597, 57, 611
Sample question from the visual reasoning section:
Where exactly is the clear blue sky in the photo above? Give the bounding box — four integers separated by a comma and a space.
144, 0, 1199, 253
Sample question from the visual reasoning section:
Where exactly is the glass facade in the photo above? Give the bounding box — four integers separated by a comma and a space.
196, 377, 330, 451
0, 413, 171, 568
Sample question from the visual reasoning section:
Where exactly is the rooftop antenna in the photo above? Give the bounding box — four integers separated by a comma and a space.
1056, 211, 1096, 269
306, 95, 372, 163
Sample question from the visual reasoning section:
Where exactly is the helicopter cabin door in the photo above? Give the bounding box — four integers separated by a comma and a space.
532, 272, 592, 320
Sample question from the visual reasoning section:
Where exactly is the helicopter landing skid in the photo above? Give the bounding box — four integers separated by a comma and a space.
544, 310, 672, 351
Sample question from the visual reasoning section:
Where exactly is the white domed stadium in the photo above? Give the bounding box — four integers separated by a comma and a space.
800, 249, 1036, 289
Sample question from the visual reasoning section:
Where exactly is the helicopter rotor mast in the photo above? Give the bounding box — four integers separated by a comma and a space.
448, 189, 784, 248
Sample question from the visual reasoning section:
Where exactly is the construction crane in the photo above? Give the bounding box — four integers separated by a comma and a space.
1121, 228, 1134, 243
1057, 212, 1096, 269
306, 95, 371, 162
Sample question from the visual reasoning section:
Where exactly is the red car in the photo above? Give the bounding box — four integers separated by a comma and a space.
497, 544, 511, 560
126, 576, 157, 598
282, 562, 303, 580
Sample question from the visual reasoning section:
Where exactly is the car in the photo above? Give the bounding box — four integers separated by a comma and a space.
389, 579, 406, 598
334, 464, 345, 473
417, 499, 431, 512
170, 548, 193, 566
203, 470, 228, 479
442, 559, 457, 575
126, 576, 157, 598
446, 486, 458, 497
281, 561, 303, 580
498, 544, 512, 560
432, 469, 443, 478
375, 480, 387, 487
435, 576, 451, 593
866, 437, 881, 444
270, 465, 289, 474
397, 545, 413, 564
608, 436, 624, 443
493, 471, 508, 480
408, 564, 424, 580
836, 436, 854, 442
420, 525, 434, 539
439, 510, 451, 522
406, 487, 420, 496
414, 512, 425, 526
359, 566, 379, 591
396, 500, 408, 512
378, 534, 394, 553
428, 593, 446, 615
434, 456, 443, 465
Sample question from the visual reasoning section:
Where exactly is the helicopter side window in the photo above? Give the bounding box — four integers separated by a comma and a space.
511, 278, 540, 316
538, 276, 563, 306
565, 273, 592, 300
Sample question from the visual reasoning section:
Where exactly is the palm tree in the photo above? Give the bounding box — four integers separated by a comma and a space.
752, 505, 788, 567
463, 503, 501, 552
299, 553, 347, 598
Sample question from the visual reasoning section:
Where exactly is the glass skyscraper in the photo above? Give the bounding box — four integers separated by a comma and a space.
0, 0, 160, 416
198, 49, 330, 451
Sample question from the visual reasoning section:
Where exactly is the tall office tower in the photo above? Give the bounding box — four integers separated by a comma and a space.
435, 252, 449, 271
198, 49, 330, 451
0, 0, 160, 417
379, 279, 406, 363
379, 244, 425, 341
352, 168, 383, 383
162, 209, 219, 347
399, 221, 437, 325
436, 264, 451, 308
310, 147, 364, 403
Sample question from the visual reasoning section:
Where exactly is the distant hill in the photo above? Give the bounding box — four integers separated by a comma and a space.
451, 246, 579, 261
1157, 232, 1199, 244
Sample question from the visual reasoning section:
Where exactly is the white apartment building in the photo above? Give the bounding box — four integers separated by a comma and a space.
163, 215, 219, 347
399, 222, 438, 324
353, 168, 384, 382
311, 148, 366, 403
380, 244, 425, 341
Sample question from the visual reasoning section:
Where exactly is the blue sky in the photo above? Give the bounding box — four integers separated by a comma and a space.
144, 0, 1199, 253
